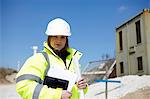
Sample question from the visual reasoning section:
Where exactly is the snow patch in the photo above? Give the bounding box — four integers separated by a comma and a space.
85, 75, 150, 99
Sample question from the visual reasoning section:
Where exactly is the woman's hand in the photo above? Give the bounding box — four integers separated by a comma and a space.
61, 90, 72, 99
77, 78, 87, 89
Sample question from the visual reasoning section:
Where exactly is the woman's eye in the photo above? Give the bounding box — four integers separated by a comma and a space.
61, 36, 66, 39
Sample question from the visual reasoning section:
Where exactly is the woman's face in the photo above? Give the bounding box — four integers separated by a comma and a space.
50, 36, 67, 51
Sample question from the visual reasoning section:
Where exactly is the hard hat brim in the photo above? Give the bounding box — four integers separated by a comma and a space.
45, 32, 71, 36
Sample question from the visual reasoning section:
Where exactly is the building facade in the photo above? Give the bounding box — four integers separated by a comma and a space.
116, 9, 150, 76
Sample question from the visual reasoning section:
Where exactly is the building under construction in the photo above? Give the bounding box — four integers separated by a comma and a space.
116, 9, 150, 76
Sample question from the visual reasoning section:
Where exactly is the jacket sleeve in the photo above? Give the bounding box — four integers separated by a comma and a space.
74, 51, 88, 94
83, 84, 88, 94
16, 53, 62, 99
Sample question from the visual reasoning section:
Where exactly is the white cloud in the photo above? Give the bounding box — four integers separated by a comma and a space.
118, 6, 128, 12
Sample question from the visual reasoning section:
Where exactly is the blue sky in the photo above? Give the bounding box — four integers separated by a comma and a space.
0, 0, 149, 69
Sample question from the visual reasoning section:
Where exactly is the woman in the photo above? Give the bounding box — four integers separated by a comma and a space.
16, 18, 88, 99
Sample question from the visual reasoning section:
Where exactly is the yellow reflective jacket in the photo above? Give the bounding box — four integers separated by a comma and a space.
16, 42, 88, 99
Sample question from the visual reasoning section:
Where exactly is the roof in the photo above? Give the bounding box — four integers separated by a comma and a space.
116, 8, 150, 30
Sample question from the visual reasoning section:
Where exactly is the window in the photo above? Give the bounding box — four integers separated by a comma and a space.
135, 20, 141, 44
120, 62, 124, 74
119, 31, 123, 50
137, 56, 143, 71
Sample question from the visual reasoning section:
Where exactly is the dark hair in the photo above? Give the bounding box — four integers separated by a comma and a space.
47, 36, 69, 52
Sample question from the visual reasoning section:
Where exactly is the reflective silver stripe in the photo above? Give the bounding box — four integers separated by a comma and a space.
16, 74, 42, 84
41, 52, 50, 76
33, 83, 43, 99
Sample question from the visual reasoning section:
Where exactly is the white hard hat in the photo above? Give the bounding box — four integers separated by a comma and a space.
45, 18, 71, 36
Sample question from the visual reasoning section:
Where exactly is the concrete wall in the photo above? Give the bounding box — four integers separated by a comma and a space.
143, 11, 150, 74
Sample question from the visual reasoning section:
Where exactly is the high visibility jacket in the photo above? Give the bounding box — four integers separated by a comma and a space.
16, 42, 88, 99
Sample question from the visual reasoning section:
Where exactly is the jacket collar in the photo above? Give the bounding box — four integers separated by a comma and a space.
43, 41, 82, 60
43, 42, 57, 56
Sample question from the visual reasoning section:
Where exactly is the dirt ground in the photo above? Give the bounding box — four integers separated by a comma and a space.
120, 87, 150, 99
